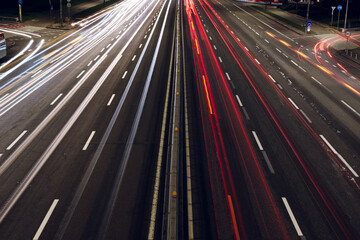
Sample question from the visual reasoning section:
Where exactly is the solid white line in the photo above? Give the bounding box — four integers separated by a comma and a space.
218, 56, 223, 63
107, 94, 115, 106
225, 72, 231, 80
268, 74, 276, 83
299, 109, 312, 123
33, 199, 59, 240
282, 197, 303, 236
50, 93, 63, 106
288, 98, 299, 110
6, 130, 27, 151
82, 131, 96, 151
252, 131, 264, 151
341, 100, 360, 117
76, 70, 85, 79
319, 135, 359, 177
122, 71, 128, 79
235, 95, 243, 107
255, 58, 260, 65
132, 55, 136, 61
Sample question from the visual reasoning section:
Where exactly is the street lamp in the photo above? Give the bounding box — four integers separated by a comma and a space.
306, 0, 310, 22
343, 0, 349, 30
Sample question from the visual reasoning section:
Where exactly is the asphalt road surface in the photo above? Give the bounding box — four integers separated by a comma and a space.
0, 0, 359, 239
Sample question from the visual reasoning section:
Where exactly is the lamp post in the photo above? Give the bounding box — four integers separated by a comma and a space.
330, 6, 335, 27
306, 0, 310, 22
60, 0, 63, 27
343, 0, 349, 30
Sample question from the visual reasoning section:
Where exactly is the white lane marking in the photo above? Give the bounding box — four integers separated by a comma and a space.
277, 84, 283, 90
209, 36, 212, 40
244, 46, 249, 51
236, 95, 243, 107
213, 45, 217, 50
252, 131, 264, 151
76, 70, 86, 79
299, 109, 312, 123
333, 65, 337, 68
265, 39, 269, 43
144, 34, 148, 39
291, 60, 298, 66
116, 35, 120, 39
50, 93, 63, 106
122, 71, 128, 79
139, 43, 143, 48
282, 197, 304, 236
282, 53, 289, 58
107, 94, 115, 106
225, 72, 231, 80
218, 56, 223, 63
206, 29, 209, 33
7, 130, 27, 151
268, 74, 276, 83
262, 151, 275, 174
288, 98, 299, 110
311, 76, 322, 85
237, 37, 240, 42
100, 48, 105, 53
106, 43, 111, 49
33, 199, 59, 240
255, 58, 260, 65
82, 131, 96, 151
242, 107, 250, 120
132, 55, 136, 61
276, 48, 282, 53
94, 55, 100, 61
298, 66, 306, 72
341, 100, 360, 117
319, 135, 358, 177
87, 60, 93, 67
325, 60, 329, 63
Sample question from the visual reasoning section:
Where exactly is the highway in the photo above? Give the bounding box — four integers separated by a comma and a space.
0, 0, 359, 239
0, 0, 178, 239
184, 0, 360, 239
